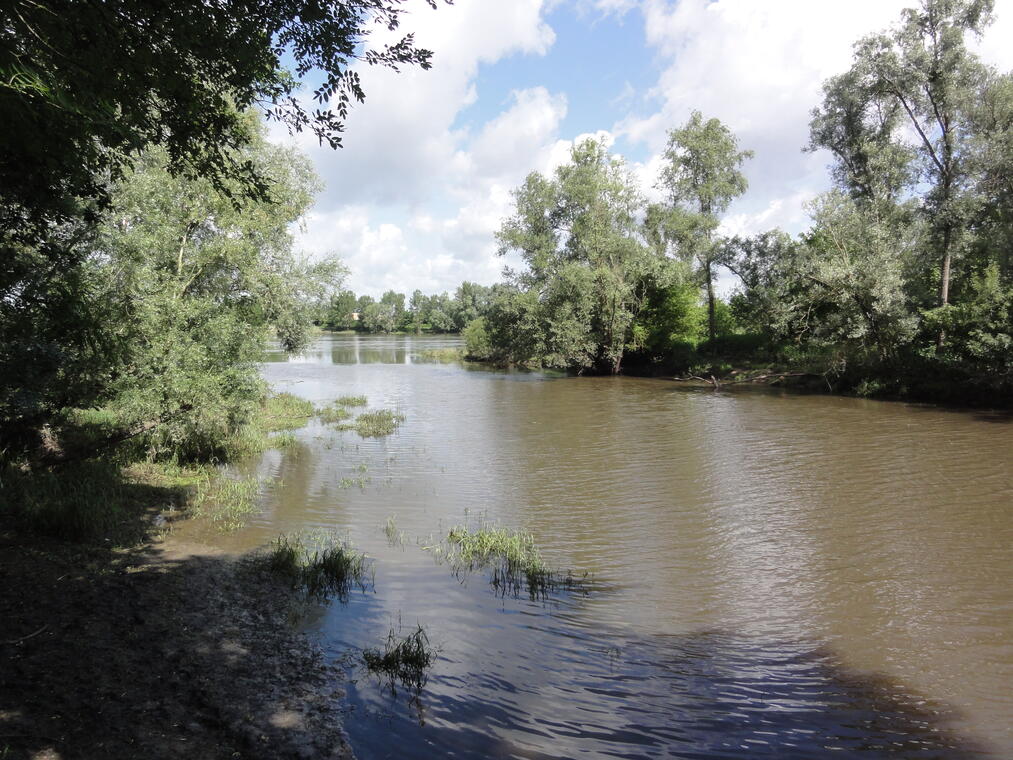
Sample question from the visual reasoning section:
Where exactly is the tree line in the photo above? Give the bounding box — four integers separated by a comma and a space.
467, 0, 1011, 403
323, 282, 502, 334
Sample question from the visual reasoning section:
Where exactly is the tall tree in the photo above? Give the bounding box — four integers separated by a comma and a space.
809, 0, 995, 350
658, 111, 753, 342
496, 138, 659, 373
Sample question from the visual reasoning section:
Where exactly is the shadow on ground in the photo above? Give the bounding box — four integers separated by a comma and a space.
0, 497, 350, 760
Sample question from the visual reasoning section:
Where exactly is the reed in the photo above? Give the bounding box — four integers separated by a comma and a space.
362, 624, 434, 689
265, 532, 371, 599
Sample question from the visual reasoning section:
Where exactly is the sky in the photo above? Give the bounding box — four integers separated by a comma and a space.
270, 0, 1013, 298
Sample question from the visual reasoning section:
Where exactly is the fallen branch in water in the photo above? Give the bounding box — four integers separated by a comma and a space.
673, 371, 821, 389
3, 624, 48, 645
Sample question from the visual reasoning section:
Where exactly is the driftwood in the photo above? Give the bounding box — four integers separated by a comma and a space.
673, 371, 823, 389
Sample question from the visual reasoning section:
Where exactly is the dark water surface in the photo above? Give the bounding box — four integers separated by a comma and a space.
211, 334, 1013, 758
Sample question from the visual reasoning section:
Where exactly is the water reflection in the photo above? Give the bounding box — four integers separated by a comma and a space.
230, 335, 1012, 758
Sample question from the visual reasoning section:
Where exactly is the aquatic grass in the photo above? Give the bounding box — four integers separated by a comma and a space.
428, 523, 586, 598
265, 532, 372, 600
188, 474, 261, 531
269, 431, 298, 448
261, 392, 315, 432
362, 624, 434, 690
348, 409, 405, 437
317, 404, 353, 424
334, 395, 368, 407
383, 515, 407, 547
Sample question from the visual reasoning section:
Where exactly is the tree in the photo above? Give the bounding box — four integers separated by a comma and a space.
809, 0, 995, 350
658, 111, 753, 342
1, 0, 441, 236
84, 119, 343, 459
361, 301, 396, 333
409, 289, 426, 334
327, 290, 359, 330
495, 138, 660, 373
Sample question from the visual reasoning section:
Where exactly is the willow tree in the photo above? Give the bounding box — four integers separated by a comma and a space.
495, 138, 660, 374
809, 0, 996, 350
658, 111, 753, 342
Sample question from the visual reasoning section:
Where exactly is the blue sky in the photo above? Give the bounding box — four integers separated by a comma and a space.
271, 0, 1013, 298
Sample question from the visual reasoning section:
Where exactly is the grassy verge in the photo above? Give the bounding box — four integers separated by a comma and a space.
0, 391, 315, 543
265, 532, 372, 600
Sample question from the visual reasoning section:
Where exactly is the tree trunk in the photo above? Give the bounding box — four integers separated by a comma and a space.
936, 223, 952, 353
705, 257, 716, 343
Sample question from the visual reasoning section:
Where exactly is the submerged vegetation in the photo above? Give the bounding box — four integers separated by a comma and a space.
428, 523, 584, 598
318, 404, 353, 424
362, 624, 435, 691
188, 475, 261, 532
265, 532, 372, 600
334, 395, 368, 407
338, 409, 406, 438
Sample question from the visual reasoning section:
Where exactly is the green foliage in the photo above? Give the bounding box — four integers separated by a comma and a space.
493, 138, 663, 373
1, 0, 440, 234
658, 111, 753, 342
54, 122, 338, 462
463, 317, 493, 360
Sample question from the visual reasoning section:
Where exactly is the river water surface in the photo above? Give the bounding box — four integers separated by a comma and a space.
210, 334, 1012, 759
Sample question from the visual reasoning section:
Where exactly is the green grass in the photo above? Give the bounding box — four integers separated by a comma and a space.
362, 624, 434, 690
428, 523, 584, 598
343, 409, 405, 437
188, 474, 261, 531
334, 395, 368, 407
383, 515, 407, 547
317, 404, 353, 424
260, 393, 315, 431
265, 532, 371, 599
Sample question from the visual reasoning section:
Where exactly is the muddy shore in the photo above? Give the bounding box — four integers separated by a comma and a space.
0, 522, 352, 760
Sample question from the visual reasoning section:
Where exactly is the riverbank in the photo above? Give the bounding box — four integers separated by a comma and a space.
0, 518, 352, 760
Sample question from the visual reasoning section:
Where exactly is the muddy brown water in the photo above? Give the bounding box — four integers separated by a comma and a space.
204, 334, 1012, 759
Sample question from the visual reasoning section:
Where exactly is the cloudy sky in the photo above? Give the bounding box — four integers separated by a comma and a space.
271, 0, 1013, 298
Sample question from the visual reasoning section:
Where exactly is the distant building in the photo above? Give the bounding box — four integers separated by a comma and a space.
350, 312, 360, 321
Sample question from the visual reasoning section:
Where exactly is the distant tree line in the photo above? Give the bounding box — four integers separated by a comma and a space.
466, 0, 1012, 403
323, 282, 504, 334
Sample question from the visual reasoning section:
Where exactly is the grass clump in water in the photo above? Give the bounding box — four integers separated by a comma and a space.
317, 404, 353, 424
266, 532, 371, 599
429, 523, 586, 598
346, 409, 405, 437
362, 624, 434, 690
334, 395, 367, 407
188, 475, 261, 531
383, 515, 407, 547
261, 393, 315, 431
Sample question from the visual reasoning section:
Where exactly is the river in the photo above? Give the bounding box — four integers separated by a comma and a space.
209, 333, 1013, 759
